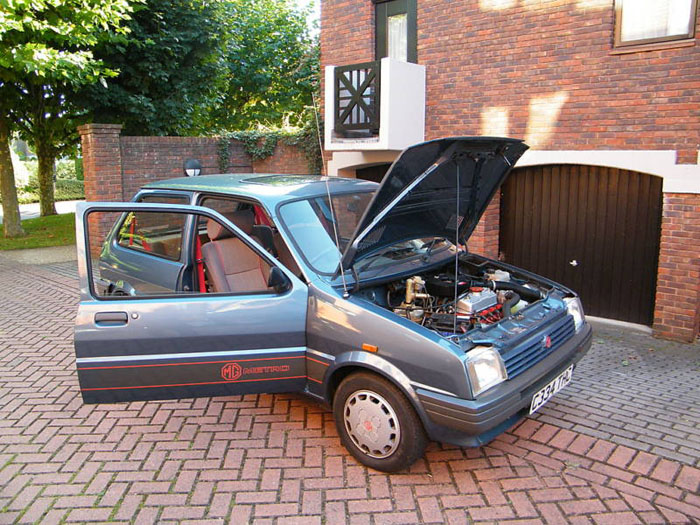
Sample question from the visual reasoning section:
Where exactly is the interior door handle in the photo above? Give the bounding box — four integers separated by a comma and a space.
94, 311, 129, 325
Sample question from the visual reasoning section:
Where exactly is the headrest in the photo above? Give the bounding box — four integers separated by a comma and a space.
206, 209, 255, 241
207, 219, 234, 241
227, 209, 254, 235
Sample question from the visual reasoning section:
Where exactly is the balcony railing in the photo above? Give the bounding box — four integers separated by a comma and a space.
334, 61, 381, 136
325, 58, 425, 152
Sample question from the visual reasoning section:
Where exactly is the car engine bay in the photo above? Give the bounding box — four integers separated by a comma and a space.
355, 257, 553, 338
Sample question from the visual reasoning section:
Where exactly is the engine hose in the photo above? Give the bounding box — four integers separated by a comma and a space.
474, 280, 543, 302
501, 291, 521, 319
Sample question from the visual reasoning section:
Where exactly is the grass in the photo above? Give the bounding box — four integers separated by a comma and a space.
0, 213, 75, 250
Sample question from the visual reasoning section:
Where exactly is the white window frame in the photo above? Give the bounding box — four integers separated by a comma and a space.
614, 0, 698, 47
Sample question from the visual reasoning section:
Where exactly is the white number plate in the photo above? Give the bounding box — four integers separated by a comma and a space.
529, 364, 573, 414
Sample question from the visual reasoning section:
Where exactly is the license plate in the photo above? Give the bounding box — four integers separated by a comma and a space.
529, 364, 573, 414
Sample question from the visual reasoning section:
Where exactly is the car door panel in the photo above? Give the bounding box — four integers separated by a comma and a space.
75, 202, 308, 404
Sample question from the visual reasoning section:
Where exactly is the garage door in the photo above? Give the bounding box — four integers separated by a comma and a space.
499, 164, 662, 325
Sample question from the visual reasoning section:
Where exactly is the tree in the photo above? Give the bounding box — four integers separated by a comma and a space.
210, 0, 318, 131
81, 0, 318, 135
80, 0, 223, 136
0, 79, 24, 237
0, 0, 135, 219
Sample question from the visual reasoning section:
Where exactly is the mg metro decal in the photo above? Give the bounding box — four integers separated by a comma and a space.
77, 348, 307, 403
221, 362, 291, 381
221, 362, 242, 381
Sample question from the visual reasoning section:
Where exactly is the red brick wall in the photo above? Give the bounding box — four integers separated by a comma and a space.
120, 137, 252, 199
251, 143, 310, 175
321, 1, 699, 159
78, 124, 124, 202
653, 193, 700, 342
78, 124, 124, 256
79, 125, 313, 203
469, 193, 500, 259
320, 0, 373, 67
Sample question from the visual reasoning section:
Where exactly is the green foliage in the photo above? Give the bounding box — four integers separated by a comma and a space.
207, 0, 319, 131
0, 0, 134, 87
16, 179, 84, 204
80, 0, 317, 136
80, 0, 223, 136
14, 159, 84, 203
219, 131, 280, 171
0, 0, 136, 216
0, 213, 75, 250
217, 109, 324, 174
21, 159, 80, 186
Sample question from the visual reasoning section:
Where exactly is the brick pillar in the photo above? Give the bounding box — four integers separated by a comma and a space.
78, 124, 124, 202
78, 124, 124, 258
652, 193, 700, 342
468, 192, 501, 259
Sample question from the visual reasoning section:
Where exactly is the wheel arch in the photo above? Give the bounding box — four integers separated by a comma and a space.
324, 352, 434, 435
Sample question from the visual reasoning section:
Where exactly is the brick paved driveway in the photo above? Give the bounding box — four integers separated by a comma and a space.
1, 255, 699, 524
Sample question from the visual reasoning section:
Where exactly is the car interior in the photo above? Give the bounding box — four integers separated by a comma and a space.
195, 197, 303, 294
100, 194, 304, 297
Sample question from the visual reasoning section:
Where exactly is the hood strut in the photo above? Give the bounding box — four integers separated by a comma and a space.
452, 161, 461, 334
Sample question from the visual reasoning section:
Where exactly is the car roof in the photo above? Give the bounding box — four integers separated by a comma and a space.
143, 173, 379, 208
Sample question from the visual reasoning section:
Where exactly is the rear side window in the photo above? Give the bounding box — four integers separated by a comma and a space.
117, 212, 187, 261
138, 194, 190, 205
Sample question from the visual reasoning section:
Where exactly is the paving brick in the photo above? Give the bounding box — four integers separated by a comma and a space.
417, 496, 443, 523
675, 465, 700, 493
1, 257, 700, 525
468, 505, 515, 521
254, 503, 299, 517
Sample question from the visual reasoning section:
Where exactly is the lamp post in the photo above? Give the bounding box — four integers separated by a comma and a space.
184, 158, 202, 177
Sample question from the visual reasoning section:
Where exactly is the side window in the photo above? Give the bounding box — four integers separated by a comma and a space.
199, 196, 247, 216
117, 211, 186, 261
137, 194, 190, 205
114, 193, 192, 260
86, 209, 280, 299
199, 196, 304, 278
196, 214, 274, 294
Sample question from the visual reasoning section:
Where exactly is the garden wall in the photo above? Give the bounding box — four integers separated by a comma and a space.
78, 124, 311, 203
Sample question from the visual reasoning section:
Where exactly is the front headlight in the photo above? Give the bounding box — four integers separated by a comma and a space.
465, 346, 508, 396
564, 296, 585, 332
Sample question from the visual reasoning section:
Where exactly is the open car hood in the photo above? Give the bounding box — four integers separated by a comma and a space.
340, 137, 528, 271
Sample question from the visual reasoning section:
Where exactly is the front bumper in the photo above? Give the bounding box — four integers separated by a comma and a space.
416, 322, 593, 447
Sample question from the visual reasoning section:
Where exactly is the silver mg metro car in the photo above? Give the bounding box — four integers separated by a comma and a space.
74, 137, 591, 471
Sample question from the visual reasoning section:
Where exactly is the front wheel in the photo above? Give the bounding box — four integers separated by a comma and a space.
333, 372, 427, 472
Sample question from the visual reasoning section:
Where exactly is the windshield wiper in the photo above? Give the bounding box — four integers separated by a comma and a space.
356, 245, 415, 273
421, 237, 447, 261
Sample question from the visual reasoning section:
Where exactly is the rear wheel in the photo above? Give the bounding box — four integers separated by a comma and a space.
333, 372, 427, 472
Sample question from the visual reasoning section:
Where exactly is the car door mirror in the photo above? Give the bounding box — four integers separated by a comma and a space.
267, 266, 291, 294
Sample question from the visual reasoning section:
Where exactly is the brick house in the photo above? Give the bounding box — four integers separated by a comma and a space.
320, 0, 700, 342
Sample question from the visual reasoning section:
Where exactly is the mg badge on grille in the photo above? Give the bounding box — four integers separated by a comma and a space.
543, 335, 552, 348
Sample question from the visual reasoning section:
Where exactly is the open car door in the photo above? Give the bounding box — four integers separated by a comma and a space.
74, 202, 308, 403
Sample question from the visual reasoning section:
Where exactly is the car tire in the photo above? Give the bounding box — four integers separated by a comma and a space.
333, 371, 427, 472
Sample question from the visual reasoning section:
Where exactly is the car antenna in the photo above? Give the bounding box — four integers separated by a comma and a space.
453, 160, 461, 335
312, 92, 349, 298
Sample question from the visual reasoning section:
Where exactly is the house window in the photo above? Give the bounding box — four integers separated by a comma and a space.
614, 0, 697, 47
375, 0, 417, 63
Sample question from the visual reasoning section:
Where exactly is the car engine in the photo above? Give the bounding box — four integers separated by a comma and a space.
357, 258, 550, 337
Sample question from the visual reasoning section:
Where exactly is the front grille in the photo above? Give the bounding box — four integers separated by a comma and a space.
501, 315, 575, 379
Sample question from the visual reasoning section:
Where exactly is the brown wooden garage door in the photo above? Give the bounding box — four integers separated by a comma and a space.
499, 164, 663, 325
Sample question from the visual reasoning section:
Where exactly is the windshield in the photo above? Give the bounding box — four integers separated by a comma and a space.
278, 192, 452, 275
